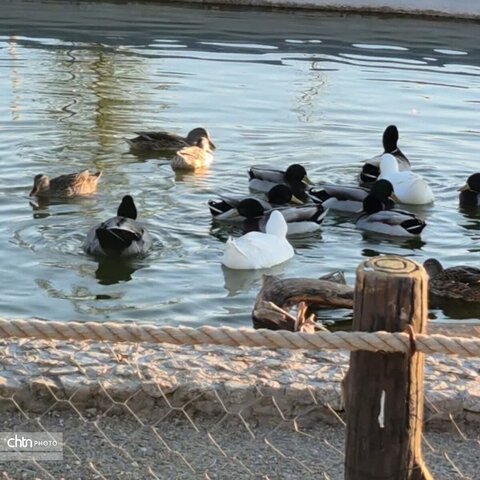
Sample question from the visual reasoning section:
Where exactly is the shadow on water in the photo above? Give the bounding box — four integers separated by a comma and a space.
428, 295, 480, 321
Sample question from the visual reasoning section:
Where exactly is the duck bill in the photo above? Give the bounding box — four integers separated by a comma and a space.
208, 140, 216, 151
390, 193, 400, 203
458, 184, 469, 192
302, 175, 314, 186
29, 188, 37, 197
291, 195, 303, 205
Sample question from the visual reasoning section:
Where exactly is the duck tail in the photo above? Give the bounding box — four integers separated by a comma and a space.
401, 218, 426, 235
313, 205, 329, 224
359, 163, 380, 185
208, 200, 231, 216
96, 227, 140, 254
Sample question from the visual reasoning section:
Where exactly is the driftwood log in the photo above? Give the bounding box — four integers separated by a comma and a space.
252, 274, 354, 331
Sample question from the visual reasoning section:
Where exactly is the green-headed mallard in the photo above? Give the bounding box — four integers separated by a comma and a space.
236, 197, 328, 235
424, 258, 480, 302
459, 173, 480, 208
308, 179, 395, 213
208, 184, 303, 221
356, 194, 426, 237
171, 136, 214, 171
126, 127, 215, 153
83, 195, 152, 257
29, 170, 102, 197
359, 125, 411, 186
248, 164, 313, 202
222, 210, 294, 270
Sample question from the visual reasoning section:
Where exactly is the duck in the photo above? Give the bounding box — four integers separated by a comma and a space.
126, 127, 215, 153
208, 184, 303, 221
171, 136, 214, 171
237, 197, 328, 235
248, 164, 313, 201
359, 125, 411, 186
378, 153, 434, 205
221, 210, 294, 270
458, 173, 480, 208
83, 195, 152, 257
29, 170, 102, 197
308, 179, 396, 213
423, 258, 480, 302
356, 194, 426, 237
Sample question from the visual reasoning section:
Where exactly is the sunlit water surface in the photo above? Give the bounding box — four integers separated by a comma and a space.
1, 0, 480, 327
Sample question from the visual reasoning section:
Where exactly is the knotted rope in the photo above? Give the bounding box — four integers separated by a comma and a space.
0, 318, 479, 357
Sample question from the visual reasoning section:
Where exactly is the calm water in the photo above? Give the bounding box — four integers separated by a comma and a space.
1, 0, 480, 327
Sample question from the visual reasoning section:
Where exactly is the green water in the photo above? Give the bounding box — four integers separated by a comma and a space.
1, 0, 480, 327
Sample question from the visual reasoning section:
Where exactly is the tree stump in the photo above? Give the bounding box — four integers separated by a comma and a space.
345, 256, 432, 480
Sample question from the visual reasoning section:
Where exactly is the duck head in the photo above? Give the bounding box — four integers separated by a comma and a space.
459, 173, 480, 193
370, 179, 398, 205
265, 210, 288, 238
117, 195, 138, 219
237, 198, 265, 219
187, 127, 216, 151
379, 153, 400, 175
267, 184, 303, 205
30, 174, 50, 196
285, 164, 313, 186
382, 125, 399, 153
423, 258, 444, 278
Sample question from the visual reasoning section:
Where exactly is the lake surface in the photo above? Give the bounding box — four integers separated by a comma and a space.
1, 0, 480, 327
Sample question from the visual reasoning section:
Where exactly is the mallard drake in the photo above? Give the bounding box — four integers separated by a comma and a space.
83, 195, 152, 257
424, 258, 480, 302
126, 127, 215, 153
459, 173, 480, 208
208, 184, 303, 221
237, 198, 328, 235
359, 125, 411, 186
378, 154, 434, 205
29, 170, 102, 197
222, 210, 294, 270
248, 164, 313, 201
308, 179, 395, 213
170, 136, 214, 171
356, 194, 426, 237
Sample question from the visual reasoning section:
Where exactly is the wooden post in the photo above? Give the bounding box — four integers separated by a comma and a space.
345, 256, 432, 480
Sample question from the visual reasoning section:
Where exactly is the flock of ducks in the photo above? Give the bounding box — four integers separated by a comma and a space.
28, 125, 480, 303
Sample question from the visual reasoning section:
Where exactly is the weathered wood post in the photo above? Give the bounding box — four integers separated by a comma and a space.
345, 256, 432, 480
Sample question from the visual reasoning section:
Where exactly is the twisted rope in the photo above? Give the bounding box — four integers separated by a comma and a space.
0, 318, 479, 357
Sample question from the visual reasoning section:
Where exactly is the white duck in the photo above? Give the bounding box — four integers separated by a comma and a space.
378, 153, 434, 205
221, 210, 294, 270
83, 195, 152, 257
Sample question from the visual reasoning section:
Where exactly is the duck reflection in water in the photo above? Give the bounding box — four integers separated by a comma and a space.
94, 257, 141, 286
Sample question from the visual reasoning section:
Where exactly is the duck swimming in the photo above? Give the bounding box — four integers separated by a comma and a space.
221, 210, 294, 270
83, 195, 152, 257
424, 258, 480, 302
356, 194, 426, 237
458, 173, 480, 208
126, 127, 216, 153
237, 197, 328, 235
30, 170, 102, 197
308, 179, 395, 213
248, 164, 313, 201
378, 153, 434, 205
359, 125, 410, 186
208, 184, 303, 221
171, 136, 214, 171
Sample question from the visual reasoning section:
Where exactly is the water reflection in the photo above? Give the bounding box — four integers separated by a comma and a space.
222, 264, 287, 295
94, 257, 141, 285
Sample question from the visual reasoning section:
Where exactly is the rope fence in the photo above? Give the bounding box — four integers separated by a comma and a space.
0, 317, 479, 357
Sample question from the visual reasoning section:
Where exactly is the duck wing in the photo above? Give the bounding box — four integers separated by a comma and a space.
431, 266, 480, 301
248, 166, 285, 184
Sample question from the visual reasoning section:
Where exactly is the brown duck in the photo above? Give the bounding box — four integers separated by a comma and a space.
423, 258, 480, 302
29, 170, 102, 197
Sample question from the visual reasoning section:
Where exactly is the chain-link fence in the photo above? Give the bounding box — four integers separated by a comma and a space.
0, 335, 478, 479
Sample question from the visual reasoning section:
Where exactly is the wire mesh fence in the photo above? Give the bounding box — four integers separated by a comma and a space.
0, 336, 478, 479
